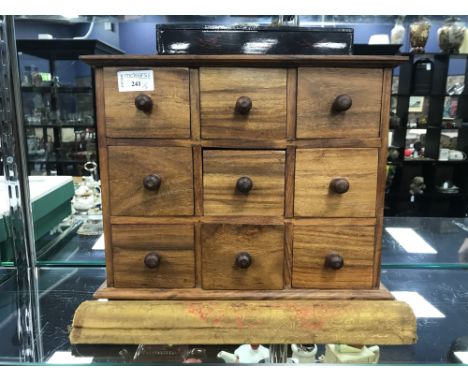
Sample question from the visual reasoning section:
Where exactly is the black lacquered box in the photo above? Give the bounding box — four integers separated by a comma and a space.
156, 24, 353, 55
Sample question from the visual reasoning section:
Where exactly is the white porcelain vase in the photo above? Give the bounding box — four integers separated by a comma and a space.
391, 18, 406, 44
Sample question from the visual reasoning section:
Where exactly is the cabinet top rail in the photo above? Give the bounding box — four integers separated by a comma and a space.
80, 54, 407, 68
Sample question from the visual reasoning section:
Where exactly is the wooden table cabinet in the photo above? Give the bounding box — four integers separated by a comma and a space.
70, 55, 416, 346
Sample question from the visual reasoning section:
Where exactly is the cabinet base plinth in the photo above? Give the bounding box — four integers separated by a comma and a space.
93, 282, 394, 301
69, 298, 416, 345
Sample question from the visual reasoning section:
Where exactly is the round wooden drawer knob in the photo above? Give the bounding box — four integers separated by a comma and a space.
236, 176, 253, 194
143, 174, 161, 191
332, 94, 352, 112
330, 177, 350, 194
235, 252, 252, 269
144, 252, 161, 269
134, 94, 153, 112
325, 253, 344, 270
235, 96, 252, 114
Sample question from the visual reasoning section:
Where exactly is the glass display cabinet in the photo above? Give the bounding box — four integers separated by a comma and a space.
1, 16, 468, 368
17, 39, 123, 176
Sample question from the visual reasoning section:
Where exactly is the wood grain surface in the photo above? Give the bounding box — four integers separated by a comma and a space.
292, 224, 376, 289
284, 222, 294, 287
200, 67, 287, 140
110, 216, 286, 225
108, 216, 377, 226
104, 137, 382, 149
284, 146, 296, 218
203, 150, 285, 216
294, 137, 381, 149
293, 217, 376, 226
192, 145, 203, 216
92, 58, 398, 299
112, 224, 195, 288
81, 54, 408, 68
294, 148, 378, 217
103, 67, 190, 138
194, 222, 202, 287
70, 299, 416, 345
201, 224, 284, 289
108, 146, 193, 216
94, 283, 394, 301
297, 68, 383, 139
286, 67, 297, 140
189, 68, 201, 140
373, 68, 393, 287
94, 68, 114, 286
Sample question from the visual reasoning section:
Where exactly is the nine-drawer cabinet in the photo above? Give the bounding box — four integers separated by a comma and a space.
82, 55, 406, 299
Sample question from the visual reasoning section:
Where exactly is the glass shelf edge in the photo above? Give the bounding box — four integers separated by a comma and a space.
35, 261, 106, 267
382, 263, 468, 269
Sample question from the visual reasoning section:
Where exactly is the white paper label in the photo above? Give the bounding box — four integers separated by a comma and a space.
117, 70, 154, 92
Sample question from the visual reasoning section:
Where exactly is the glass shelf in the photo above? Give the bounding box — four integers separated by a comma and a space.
385, 192, 468, 199
388, 160, 468, 165
381, 217, 468, 268
28, 159, 90, 164
4, 217, 467, 270
24, 124, 96, 129
21, 86, 93, 93
392, 93, 466, 97
401, 52, 468, 58
389, 126, 468, 130
1, 266, 467, 364
4, 217, 467, 269
36, 232, 105, 266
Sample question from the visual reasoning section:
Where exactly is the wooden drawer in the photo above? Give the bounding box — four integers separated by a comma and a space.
201, 224, 284, 290
112, 224, 195, 288
294, 148, 378, 217
203, 150, 285, 216
292, 223, 376, 289
296, 68, 382, 139
103, 67, 190, 138
199, 68, 287, 140
108, 146, 193, 216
